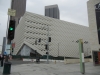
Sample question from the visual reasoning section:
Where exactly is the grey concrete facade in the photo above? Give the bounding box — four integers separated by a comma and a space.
87, 0, 100, 52
45, 4, 60, 19
13, 12, 91, 58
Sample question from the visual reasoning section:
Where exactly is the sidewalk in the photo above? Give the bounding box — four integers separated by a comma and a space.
0, 62, 100, 75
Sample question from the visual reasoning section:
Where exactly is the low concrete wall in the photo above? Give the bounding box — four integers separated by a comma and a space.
64, 59, 93, 64
23, 58, 93, 64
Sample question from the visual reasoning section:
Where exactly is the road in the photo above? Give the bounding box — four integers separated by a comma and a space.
9, 60, 33, 65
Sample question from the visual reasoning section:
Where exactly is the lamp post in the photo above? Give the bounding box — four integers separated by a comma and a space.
74, 39, 86, 74
73, 39, 90, 74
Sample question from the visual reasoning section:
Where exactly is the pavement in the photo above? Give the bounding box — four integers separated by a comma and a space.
0, 61, 100, 75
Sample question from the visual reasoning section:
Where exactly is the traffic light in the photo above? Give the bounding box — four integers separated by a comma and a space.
48, 37, 51, 42
8, 20, 15, 40
45, 44, 48, 50
38, 38, 41, 42
12, 48, 13, 53
46, 52, 49, 54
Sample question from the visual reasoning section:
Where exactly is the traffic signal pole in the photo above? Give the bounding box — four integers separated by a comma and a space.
47, 26, 49, 64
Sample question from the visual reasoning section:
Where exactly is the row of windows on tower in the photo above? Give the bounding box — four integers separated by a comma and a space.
27, 16, 52, 22
26, 26, 49, 31
31, 43, 45, 46
40, 49, 51, 51
26, 20, 51, 26
26, 31, 48, 36
30, 43, 51, 46
26, 37, 47, 41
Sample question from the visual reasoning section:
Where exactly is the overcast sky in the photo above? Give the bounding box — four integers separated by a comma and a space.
0, 0, 89, 50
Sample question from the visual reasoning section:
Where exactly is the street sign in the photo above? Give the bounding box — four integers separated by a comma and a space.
8, 9, 16, 16
12, 43, 15, 48
5, 44, 11, 55
4, 51, 7, 55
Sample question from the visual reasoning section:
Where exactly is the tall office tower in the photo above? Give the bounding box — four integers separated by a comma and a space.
10, 0, 26, 27
45, 4, 60, 19
87, 0, 100, 51
7, 0, 26, 44
2, 37, 6, 54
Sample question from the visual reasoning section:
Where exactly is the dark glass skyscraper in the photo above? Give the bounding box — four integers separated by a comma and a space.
10, 0, 26, 27
45, 4, 60, 19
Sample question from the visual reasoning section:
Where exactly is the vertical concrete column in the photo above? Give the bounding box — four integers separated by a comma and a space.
79, 39, 85, 74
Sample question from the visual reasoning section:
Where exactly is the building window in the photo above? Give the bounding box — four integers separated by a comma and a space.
26, 37, 28, 39
30, 21, 32, 23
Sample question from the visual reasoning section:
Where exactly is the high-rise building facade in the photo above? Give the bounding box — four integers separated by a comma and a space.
10, 0, 26, 27
2, 37, 6, 54
87, 0, 100, 51
45, 4, 60, 19
7, 0, 26, 44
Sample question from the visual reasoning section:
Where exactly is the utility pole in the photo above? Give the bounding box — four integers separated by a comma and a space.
38, 26, 51, 64
79, 39, 85, 74
47, 26, 49, 64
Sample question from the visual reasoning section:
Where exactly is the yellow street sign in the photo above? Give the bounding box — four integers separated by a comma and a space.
8, 9, 16, 16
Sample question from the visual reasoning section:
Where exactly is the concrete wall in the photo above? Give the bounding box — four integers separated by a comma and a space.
13, 12, 91, 58
87, 0, 100, 52
64, 59, 93, 64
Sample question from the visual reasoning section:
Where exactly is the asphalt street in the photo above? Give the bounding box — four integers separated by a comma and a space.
0, 61, 100, 75
0, 58, 99, 75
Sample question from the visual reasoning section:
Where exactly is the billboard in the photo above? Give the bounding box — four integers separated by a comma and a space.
95, 3, 100, 44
